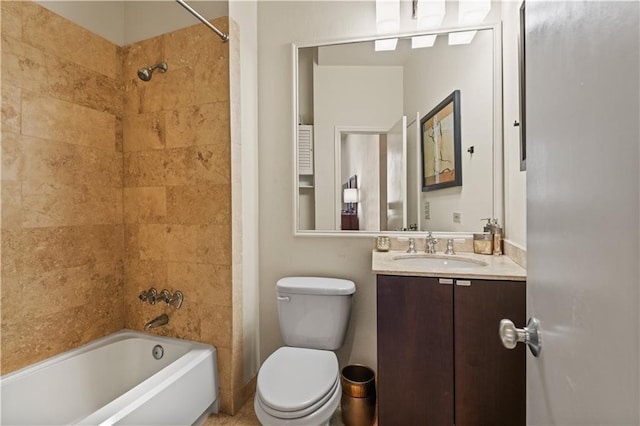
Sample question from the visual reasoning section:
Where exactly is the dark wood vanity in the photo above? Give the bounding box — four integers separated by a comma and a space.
376, 274, 526, 426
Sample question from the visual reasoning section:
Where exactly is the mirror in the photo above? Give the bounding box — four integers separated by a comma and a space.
294, 26, 502, 235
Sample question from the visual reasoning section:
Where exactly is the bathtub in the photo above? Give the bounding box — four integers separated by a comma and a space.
1, 329, 219, 425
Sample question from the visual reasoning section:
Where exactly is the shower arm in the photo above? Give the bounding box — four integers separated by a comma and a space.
175, 0, 229, 42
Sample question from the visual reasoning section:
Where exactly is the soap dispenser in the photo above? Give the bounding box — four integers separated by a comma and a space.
492, 219, 503, 256
482, 218, 494, 233
474, 219, 494, 255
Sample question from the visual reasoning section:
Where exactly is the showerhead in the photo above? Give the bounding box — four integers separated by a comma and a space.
137, 62, 168, 82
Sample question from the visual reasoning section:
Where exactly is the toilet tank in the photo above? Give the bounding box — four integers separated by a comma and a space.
276, 277, 356, 350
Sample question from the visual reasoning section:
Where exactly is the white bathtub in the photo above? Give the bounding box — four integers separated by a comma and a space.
1, 329, 219, 426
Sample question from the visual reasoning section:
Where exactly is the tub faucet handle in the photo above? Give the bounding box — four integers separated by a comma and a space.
167, 291, 184, 309
139, 288, 157, 303
152, 289, 171, 304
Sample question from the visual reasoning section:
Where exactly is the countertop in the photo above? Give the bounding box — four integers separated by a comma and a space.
372, 250, 527, 281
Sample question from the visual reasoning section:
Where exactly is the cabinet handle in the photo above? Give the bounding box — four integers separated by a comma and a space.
438, 278, 453, 285
456, 280, 471, 286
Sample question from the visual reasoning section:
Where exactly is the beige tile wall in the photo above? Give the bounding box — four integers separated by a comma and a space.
1, 2, 248, 416
0, 1, 125, 372
121, 17, 248, 415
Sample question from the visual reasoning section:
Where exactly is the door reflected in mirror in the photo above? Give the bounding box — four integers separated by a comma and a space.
295, 27, 501, 234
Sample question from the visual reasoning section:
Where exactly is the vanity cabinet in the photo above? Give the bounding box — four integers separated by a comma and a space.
377, 274, 525, 426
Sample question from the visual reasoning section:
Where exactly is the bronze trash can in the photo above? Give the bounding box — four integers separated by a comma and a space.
340, 365, 376, 426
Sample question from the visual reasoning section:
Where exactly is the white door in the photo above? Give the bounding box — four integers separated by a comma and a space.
526, 2, 639, 424
386, 116, 407, 231
407, 112, 422, 230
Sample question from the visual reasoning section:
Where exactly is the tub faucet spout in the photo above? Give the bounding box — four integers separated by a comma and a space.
144, 314, 169, 332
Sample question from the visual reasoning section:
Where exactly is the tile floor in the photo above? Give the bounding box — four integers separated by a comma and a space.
202, 395, 260, 426
202, 395, 348, 425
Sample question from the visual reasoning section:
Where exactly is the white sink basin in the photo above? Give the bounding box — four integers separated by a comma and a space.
391, 254, 488, 269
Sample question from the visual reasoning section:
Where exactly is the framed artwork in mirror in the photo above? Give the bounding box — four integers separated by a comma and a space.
420, 90, 462, 192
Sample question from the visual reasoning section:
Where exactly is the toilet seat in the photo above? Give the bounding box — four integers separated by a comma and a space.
257, 377, 339, 419
254, 380, 341, 426
256, 347, 339, 419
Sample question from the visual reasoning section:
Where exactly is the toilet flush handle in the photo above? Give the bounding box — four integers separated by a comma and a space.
277, 296, 291, 303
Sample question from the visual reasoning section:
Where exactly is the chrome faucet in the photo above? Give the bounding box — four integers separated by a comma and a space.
139, 288, 157, 304
425, 232, 438, 254
166, 291, 184, 309
139, 288, 183, 309
152, 289, 170, 304
144, 314, 169, 332
407, 238, 416, 253
445, 239, 456, 255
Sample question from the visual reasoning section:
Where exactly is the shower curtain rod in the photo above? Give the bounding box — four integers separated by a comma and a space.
175, 0, 229, 42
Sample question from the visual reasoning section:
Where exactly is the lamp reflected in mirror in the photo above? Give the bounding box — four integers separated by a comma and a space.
343, 188, 359, 212
341, 179, 359, 230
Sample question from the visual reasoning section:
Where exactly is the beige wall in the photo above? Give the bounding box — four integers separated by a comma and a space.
502, 1, 527, 248
228, 0, 260, 385
34, 0, 126, 45
123, 1, 228, 46
1, 1, 125, 372
33, 1, 228, 46
258, 0, 384, 373
257, 0, 518, 373
403, 29, 495, 232
313, 65, 403, 230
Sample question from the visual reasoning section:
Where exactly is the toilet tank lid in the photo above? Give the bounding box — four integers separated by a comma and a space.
277, 277, 355, 295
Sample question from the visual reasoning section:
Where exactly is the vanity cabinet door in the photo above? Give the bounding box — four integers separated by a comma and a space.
377, 275, 454, 426
454, 279, 526, 426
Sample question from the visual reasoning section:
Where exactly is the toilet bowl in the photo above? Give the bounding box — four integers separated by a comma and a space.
254, 347, 340, 425
254, 277, 356, 426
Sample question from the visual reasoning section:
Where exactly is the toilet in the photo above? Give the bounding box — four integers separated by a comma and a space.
254, 277, 356, 426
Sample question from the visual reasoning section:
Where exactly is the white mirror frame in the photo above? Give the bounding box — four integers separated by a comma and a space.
292, 23, 503, 238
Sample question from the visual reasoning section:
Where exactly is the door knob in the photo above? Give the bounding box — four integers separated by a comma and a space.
499, 317, 542, 357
